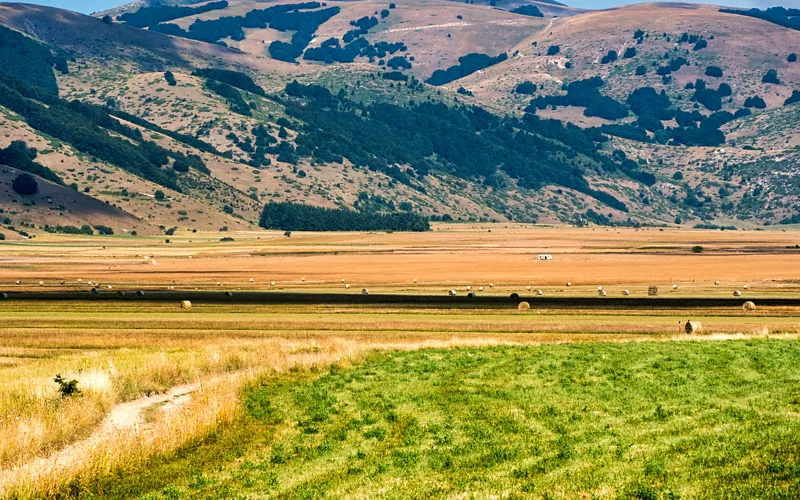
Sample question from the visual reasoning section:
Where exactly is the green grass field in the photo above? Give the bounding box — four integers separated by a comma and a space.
79, 341, 800, 499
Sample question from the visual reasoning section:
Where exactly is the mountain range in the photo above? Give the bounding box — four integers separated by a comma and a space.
0, 0, 798, 238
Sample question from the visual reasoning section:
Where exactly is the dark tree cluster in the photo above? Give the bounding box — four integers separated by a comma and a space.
119, 0, 228, 28
205, 79, 253, 116
305, 36, 407, 64
720, 7, 800, 32
192, 68, 265, 96
260, 202, 430, 232
151, 3, 340, 62
386, 56, 412, 70
762, 69, 780, 84
705, 66, 723, 78
457, 87, 474, 96
164, 71, 177, 86
690, 79, 731, 111
677, 32, 708, 51
282, 81, 629, 210
744, 95, 767, 109
381, 71, 408, 82
11, 173, 38, 196
511, 5, 544, 17
789, 53, 798, 62
623, 47, 637, 59
0, 141, 63, 184
527, 76, 629, 121
426, 53, 508, 86
547, 45, 560, 56
343, 15, 379, 43
785, 90, 800, 106
600, 50, 618, 64
656, 57, 687, 76
515, 81, 537, 95
0, 26, 60, 96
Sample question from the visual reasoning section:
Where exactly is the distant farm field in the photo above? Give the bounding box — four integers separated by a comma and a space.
0, 226, 798, 498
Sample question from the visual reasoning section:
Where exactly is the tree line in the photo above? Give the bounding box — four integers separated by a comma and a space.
260, 202, 430, 231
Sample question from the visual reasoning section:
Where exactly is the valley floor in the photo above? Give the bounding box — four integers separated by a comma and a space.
0, 227, 798, 498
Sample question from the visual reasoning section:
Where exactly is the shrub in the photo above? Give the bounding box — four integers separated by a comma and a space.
164, 71, 177, 86
705, 66, 723, 78
744, 96, 767, 109
635, 65, 647, 76
785, 91, 800, 106
789, 53, 798, 62
762, 69, 780, 84
600, 50, 618, 64
547, 45, 560, 56
692, 245, 704, 253
154, 190, 166, 201
623, 47, 636, 59
12, 173, 38, 195
515, 81, 537, 95
54, 374, 80, 397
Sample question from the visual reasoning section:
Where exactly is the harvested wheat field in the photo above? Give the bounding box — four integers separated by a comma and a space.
0, 226, 798, 498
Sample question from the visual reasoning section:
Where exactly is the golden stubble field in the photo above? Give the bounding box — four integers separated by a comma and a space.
1, 225, 799, 295
0, 225, 799, 497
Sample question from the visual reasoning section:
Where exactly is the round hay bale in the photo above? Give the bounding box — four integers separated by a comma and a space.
518, 301, 531, 311
362, 288, 369, 295
714, 280, 720, 285
600, 290, 607, 297
467, 292, 476, 298
672, 284, 678, 290
342, 279, 346, 283
478, 286, 484, 292
466, 286, 472, 291
169, 286, 175, 290
597, 286, 603, 292
301, 277, 306, 282
217, 282, 221, 286
413, 279, 418, 284
249, 278, 254, 283
622, 290, 630, 296
225, 291, 233, 297
510, 292, 520, 300
526, 286, 532, 291
270, 281, 276, 286
743, 284, 750, 290
107, 285, 112, 289
448, 289, 457, 296
743, 301, 756, 311
90, 287, 99, 294
77, 279, 82, 283
685, 320, 703, 335
566, 281, 572, 287
39, 281, 44, 286
180, 300, 192, 309
136, 290, 145, 297
0, 292, 8, 299
15, 280, 20, 285
537, 289, 543, 296
117, 291, 125, 296
733, 290, 742, 297
345, 284, 350, 289
489, 283, 494, 288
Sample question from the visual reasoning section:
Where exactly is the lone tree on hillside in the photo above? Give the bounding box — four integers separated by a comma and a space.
12, 173, 38, 195
762, 69, 780, 84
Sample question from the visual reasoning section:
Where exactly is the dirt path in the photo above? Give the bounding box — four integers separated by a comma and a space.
387, 18, 541, 33
0, 382, 199, 489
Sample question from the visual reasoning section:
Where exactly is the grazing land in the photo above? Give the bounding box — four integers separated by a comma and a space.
0, 226, 798, 497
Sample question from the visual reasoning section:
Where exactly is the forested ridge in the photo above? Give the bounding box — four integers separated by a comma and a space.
281, 81, 640, 211
119, 1, 229, 28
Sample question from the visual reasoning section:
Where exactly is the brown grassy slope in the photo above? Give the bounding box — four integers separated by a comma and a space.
0, 2, 300, 76
0, 166, 154, 236
0, 108, 257, 233
459, 3, 800, 117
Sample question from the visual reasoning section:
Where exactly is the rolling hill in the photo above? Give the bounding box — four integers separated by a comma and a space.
0, 0, 797, 237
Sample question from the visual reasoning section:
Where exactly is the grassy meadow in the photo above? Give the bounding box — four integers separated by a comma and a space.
81, 342, 800, 499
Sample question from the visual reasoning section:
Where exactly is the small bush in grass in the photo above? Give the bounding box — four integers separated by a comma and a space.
692, 245, 704, 253
12, 173, 38, 196
54, 374, 80, 397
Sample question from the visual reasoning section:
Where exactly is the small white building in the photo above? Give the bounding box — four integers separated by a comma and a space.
537, 254, 553, 261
